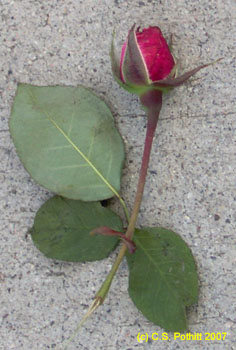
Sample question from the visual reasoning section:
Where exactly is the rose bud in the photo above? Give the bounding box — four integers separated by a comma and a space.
120, 26, 175, 85
111, 24, 218, 97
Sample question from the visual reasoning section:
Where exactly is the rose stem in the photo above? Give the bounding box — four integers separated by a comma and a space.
63, 92, 162, 349
95, 91, 163, 303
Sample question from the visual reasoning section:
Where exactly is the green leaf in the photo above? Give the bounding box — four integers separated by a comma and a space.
30, 196, 123, 262
10, 84, 125, 201
126, 227, 198, 331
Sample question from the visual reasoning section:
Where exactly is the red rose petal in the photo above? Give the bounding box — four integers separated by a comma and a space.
136, 27, 175, 81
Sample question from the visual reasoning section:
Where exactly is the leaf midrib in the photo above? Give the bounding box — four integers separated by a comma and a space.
28, 88, 120, 199
134, 234, 183, 304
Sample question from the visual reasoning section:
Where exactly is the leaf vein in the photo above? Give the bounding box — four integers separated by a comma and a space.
28, 87, 120, 199
135, 236, 181, 302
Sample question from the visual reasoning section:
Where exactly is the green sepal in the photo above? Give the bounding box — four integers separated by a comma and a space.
114, 75, 150, 95
122, 24, 150, 86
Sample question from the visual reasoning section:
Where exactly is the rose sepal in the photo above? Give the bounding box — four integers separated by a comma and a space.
152, 59, 223, 89
121, 24, 151, 86
113, 75, 151, 95
110, 29, 150, 95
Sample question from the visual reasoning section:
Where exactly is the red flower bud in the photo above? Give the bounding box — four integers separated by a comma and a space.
111, 24, 217, 97
120, 26, 175, 83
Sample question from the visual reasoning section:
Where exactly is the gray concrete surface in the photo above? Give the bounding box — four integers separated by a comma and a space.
1, 0, 236, 349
